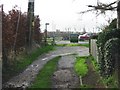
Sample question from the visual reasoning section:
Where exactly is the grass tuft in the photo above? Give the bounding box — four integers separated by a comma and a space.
30, 56, 61, 88
56, 43, 89, 47
74, 57, 88, 77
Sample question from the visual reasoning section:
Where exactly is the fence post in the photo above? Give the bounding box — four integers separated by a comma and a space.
0, 4, 3, 90
117, 0, 120, 29
89, 38, 91, 55
26, 0, 34, 54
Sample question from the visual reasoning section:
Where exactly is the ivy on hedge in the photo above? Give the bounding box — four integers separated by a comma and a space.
104, 38, 120, 76
97, 29, 120, 76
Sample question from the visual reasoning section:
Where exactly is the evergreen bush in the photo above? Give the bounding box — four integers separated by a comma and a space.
97, 29, 120, 76
104, 38, 120, 76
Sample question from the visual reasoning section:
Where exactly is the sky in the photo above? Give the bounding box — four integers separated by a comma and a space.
0, 0, 117, 32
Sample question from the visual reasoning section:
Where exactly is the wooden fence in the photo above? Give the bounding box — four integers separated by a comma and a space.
90, 39, 98, 62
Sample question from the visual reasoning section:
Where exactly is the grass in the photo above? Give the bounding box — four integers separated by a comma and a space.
74, 56, 88, 77
90, 56, 99, 72
15, 45, 55, 72
79, 43, 89, 48
89, 55, 118, 88
56, 43, 89, 47
3, 45, 55, 83
30, 56, 61, 88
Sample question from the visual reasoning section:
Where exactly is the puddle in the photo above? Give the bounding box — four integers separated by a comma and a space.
31, 64, 39, 67
42, 57, 48, 61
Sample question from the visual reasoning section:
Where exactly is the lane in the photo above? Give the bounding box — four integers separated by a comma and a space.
55, 40, 89, 44
3, 46, 89, 88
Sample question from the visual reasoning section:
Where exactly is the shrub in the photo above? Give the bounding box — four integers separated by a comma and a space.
74, 57, 88, 77
97, 29, 120, 76
104, 38, 120, 76
90, 34, 98, 39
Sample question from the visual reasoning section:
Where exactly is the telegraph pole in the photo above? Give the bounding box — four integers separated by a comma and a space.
0, 5, 3, 90
26, 0, 34, 54
117, 0, 120, 29
116, 0, 120, 89
117, 0, 120, 88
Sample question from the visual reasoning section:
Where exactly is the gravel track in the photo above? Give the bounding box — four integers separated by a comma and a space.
3, 46, 89, 89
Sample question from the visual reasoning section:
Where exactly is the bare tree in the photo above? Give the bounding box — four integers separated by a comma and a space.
78, 0, 120, 28
79, 0, 117, 14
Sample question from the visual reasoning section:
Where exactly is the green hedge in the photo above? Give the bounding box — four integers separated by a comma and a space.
97, 29, 120, 76
104, 38, 120, 76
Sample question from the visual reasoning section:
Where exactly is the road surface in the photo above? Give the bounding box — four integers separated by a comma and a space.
3, 46, 89, 88
55, 40, 89, 45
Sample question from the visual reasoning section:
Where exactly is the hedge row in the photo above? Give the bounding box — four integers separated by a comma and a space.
97, 29, 120, 76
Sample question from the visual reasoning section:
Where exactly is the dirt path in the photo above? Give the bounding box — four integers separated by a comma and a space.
3, 46, 89, 88
52, 55, 79, 88
82, 58, 105, 88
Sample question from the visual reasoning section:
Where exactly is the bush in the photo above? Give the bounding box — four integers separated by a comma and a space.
97, 29, 120, 76
104, 38, 120, 76
90, 34, 98, 39
74, 57, 88, 77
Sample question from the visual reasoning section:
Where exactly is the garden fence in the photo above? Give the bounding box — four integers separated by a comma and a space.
90, 39, 98, 62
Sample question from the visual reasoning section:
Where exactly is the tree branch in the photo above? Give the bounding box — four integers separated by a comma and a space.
78, 1, 117, 15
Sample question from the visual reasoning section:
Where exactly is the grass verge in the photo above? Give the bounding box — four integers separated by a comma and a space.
30, 56, 61, 88
74, 56, 88, 77
3, 45, 55, 83
90, 55, 118, 88
90, 56, 99, 72
56, 43, 89, 47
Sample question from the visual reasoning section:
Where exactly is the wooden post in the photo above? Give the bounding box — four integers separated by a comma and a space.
117, 0, 120, 88
0, 5, 2, 59
0, 5, 3, 90
117, 0, 120, 29
26, 0, 34, 54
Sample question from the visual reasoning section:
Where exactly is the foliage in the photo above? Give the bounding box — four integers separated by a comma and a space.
97, 29, 120, 76
90, 34, 98, 39
74, 57, 88, 77
2, 6, 43, 82
91, 56, 99, 72
56, 43, 89, 47
108, 18, 117, 30
104, 38, 120, 76
102, 75, 118, 88
34, 15, 42, 44
31, 56, 61, 88
2, 6, 42, 53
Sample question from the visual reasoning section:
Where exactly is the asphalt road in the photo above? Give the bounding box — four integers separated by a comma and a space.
55, 40, 89, 44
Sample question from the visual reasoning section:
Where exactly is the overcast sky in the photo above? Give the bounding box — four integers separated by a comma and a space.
1, 0, 117, 32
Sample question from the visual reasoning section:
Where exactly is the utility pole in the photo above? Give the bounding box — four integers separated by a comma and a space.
117, 0, 120, 29
117, 0, 120, 88
26, 0, 34, 54
44, 23, 49, 45
0, 5, 3, 90
0, 5, 2, 57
